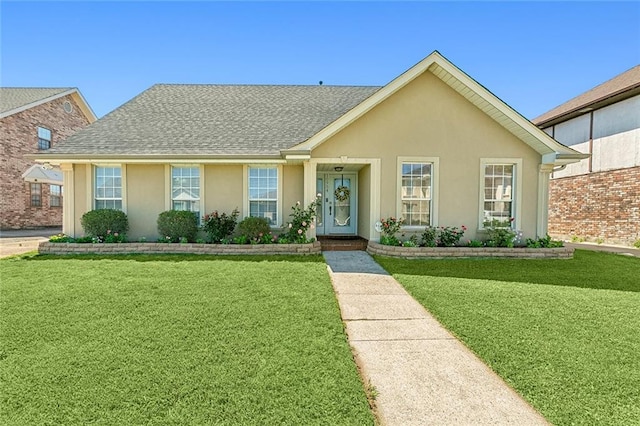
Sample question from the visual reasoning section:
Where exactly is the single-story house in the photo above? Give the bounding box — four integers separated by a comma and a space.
33, 51, 587, 242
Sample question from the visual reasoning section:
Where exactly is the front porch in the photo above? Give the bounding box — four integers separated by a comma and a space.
303, 158, 381, 243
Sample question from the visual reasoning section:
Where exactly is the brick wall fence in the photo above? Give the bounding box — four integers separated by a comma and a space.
548, 166, 640, 246
367, 241, 574, 259
0, 95, 91, 229
39, 241, 322, 256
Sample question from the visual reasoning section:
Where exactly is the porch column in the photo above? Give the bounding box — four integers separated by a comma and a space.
303, 161, 317, 240
536, 164, 554, 238
60, 163, 75, 236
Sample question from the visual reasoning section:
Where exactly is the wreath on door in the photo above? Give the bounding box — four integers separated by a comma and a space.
334, 185, 350, 202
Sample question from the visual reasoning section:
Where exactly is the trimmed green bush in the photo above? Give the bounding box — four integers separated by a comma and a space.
81, 209, 129, 240
237, 216, 271, 241
202, 209, 239, 243
157, 210, 199, 243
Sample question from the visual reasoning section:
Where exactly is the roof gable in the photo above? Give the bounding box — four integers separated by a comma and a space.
286, 51, 585, 165
0, 87, 97, 122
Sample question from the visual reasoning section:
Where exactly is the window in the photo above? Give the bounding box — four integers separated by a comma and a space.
37, 127, 51, 150
482, 163, 515, 226
248, 167, 278, 225
397, 157, 438, 227
171, 166, 200, 215
95, 166, 122, 210
50, 184, 62, 207
30, 183, 42, 207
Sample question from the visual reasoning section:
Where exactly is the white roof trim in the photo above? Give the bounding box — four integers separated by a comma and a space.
21, 164, 63, 185
0, 88, 97, 122
286, 51, 586, 165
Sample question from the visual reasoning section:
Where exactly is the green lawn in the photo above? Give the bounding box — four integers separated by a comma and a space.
0, 254, 374, 425
375, 250, 640, 425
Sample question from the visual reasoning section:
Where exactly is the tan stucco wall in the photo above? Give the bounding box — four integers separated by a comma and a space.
204, 165, 243, 216
282, 165, 304, 225
126, 164, 165, 240
312, 71, 541, 240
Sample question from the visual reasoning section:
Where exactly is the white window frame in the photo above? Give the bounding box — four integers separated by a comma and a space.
93, 165, 125, 211
243, 165, 283, 227
479, 158, 522, 230
89, 164, 126, 212
164, 164, 205, 220
397, 157, 439, 228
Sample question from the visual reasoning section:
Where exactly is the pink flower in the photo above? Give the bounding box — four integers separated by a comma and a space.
310, 224, 315, 229
298, 229, 303, 234
302, 221, 307, 226
259, 233, 263, 237
114, 232, 119, 237
296, 201, 301, 206
288, 223, 293, 229
107, 230, 111, 234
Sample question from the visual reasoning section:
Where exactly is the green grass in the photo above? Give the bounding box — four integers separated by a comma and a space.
0, 254, 374, 425
375, 250, 640, 425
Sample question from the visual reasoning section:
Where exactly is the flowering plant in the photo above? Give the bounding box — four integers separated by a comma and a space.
282, 198, 320, 243
379, 216, 404, 246
202, 208, 239, 243
380, 217, 404, 236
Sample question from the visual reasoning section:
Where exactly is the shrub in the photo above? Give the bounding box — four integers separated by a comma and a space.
49, 234, 74, 243
634, 239, 640, 249
237, 216, 271, 241
421, 227, 437, 247
283, 199, 320, 243
483, 218, 516, 248
467, 239, 484, 247
526, 234, 564, 248
157, 210, 198, 243
202, 208, 239, 243
379, 217, 404, 246
438, 226, 466, 247
80, 209, 129, 241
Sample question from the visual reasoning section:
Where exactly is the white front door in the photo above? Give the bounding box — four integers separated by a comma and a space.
316, 173, 357, 235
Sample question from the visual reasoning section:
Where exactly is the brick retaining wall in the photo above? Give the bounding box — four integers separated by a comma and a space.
367, 241, 574, 259
548, 167, 640, 246
39, 241, 322, 255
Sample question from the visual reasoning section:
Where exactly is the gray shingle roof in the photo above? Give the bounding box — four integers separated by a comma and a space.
0, 87, 73, 115
45, 84, 381, 157
533, 65, 640, 126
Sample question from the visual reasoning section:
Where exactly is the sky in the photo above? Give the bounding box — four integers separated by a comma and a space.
2, 1, 639, 119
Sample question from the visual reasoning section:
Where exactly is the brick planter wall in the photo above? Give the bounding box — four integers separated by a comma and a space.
548, 167, 640, 246
39, 241, 322, 256
367, 241, 574, 259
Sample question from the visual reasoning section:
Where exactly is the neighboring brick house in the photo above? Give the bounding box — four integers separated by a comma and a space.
0, 88, 96, 229
533, 65, 640, 246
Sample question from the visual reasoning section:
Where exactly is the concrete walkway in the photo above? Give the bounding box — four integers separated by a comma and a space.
0, 228, 60, 258
324, 251, 548, 425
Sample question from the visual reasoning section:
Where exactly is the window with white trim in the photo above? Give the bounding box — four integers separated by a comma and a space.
95, 166, 122, 210
50, 184, 62, 207
482, 163, 514, 226
171, 166, 200, 215
400, 161, 434, 227
396, 157, 439, 227
248, 167, 278, 225
37, 127, 51, 150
